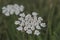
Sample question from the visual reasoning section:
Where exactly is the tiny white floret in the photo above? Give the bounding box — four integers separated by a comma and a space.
40, 23, 46, 27
18, 17, 24, 21
26, 29, 32, 34
24, 26, 28, 31
19, 13, 25, 17
32, 12, 38, 16
34, 30, 40, 36
31, 26, 35, 30
19, 5, 24, 12
15, 21, 20, 25
2, 6, 6, 10
36, 25, 41, 29
4, 12, 10, 16
16, 26, 23, 31
38, 17, 43, 21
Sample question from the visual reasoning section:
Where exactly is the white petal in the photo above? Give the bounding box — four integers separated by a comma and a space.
15, 21, 20, 25
33, 16, 37, 21
7, 5, 13, 12
38, 17, 43, 21
19, 5, 24, 12
27, 25, 31, 28
34, 22, 39, 26
20, 22, 24, 26
10, 9, 14, 15
15, 10, 20, 15
24, 26, 28, 31
32, 12, 38, 16
37, 20, 41, 23
36, 25, 41, 29
2, 9, 7, 14
2, 6, 6, 10
26, 29, 32, 34
26, 14, 31, 18
34, 30, 40, 36
4, 12, 10, 16
31, 26, 35, 30
18, 17, 24, 21
19, 13, 25, 17
40, 23, 46, 27
14, 4, 19, 9
25, 21, 29, 26
16, 26, 23, 31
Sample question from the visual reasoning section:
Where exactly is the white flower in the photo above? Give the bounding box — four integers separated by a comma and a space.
15, 21, 20, 25
9, 4, 20, 15
30, 22, 34, 26
34, 30, 40, 36
14, 4, 20, 9
14, 10, 20, 15
31, 26, 35, 30
2, 5, 14, 16
7, 5, 13, 12
19, 13, 25, 17
2, 6, 6, 10
16, 26, 23, 31
10, 7, 15, 15
24, 26, 28, 31
26, 29, 32, 34
37, 20, 41, 23
2, 6, 10, 14
2, 6, 7, 13
2, 4, 25, 16
25, 17, 29, 21
18, 17, 24, 21
34, 22, 39, 26
33, 16, 37, 21
38, 17, 43, 21
2, 9, 7, 14
21, 20, 25, 23
27, 25, 31, 28
36, 25, 41, 29
32, 12, 38, 16
20, 22, 24, 26
14, 11, 46, 36
10, 9, 15, 15
4, 12, 10, 16
7, 5, 13, 10
19, 5, 24, 12
25, 21, 29, 26
40, 23, 46, 27
26, 14, 31, 18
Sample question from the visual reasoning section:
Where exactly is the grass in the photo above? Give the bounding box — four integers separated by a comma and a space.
0, 0, 60, 40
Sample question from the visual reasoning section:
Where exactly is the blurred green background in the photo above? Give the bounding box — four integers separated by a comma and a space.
0, 0, 60, 40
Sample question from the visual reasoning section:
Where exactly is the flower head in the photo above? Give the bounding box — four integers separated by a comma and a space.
26, 29, 32, 34
15, 13, 46, 36
34, 30, 40, 36
15, 20, 20, 25
19, 13, 25, 17
40, 23, 46, 27
32, 12, 38, 16
16, 26, 23, 31
2, 4, 24, 16
19, 5, 24, 12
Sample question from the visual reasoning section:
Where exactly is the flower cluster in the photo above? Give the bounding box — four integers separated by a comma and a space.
15, 12, 46, 36
2, 4, 46, 36
2, 4, 24, 16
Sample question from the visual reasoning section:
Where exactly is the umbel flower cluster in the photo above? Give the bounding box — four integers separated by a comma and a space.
2, 4, 46, 36
15, 12, 46, 36
2, 4, 24, 16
